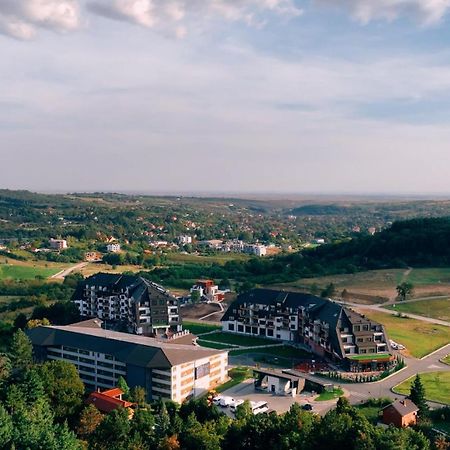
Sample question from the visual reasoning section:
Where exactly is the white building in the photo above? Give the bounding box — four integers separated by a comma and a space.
106, 243, 121, 253
178, 235, 193, 245
28, 320, 228, 404
49, 238, 68, 250
244, 244, 267, 257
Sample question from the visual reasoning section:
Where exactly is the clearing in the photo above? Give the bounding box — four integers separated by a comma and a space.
275, 267, 450, 304
357, 309, 450, 358
393, 372, 450, 405
0, 261, 67, 280
385, 298, 450, 322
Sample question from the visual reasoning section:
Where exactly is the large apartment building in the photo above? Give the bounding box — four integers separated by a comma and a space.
72, 273, 180, 336
27, 320, 228, 403
222, 289, 392, 371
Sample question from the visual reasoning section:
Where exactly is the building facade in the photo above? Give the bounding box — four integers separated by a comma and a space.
72, 273, 181, 336
106, 243, 121, 253
49, 238, 68, 250
221, 289, 392, 370
27, 321, 228, 404
382, 400, 418, 428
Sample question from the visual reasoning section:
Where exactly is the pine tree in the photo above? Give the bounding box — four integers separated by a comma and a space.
117, 375, 130, 399
409, 374, 429, 418
9, 329, 33, 371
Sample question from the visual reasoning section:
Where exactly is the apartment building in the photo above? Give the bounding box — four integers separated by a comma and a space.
49, 238, 68, 250
27, 320, 228, 403
222, 289, 392, 371
106, 243, 121, 253
72, 273, 180, 336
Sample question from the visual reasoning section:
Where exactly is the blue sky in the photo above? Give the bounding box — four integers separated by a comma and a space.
1, 0, 450, 194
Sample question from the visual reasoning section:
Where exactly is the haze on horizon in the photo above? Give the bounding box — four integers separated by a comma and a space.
1, 0, 450, 194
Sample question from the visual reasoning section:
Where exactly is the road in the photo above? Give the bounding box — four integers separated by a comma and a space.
50, 262, 88, 280
335, 299, 450, 327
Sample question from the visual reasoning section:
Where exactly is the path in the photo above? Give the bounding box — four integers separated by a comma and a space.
335, 299, 450, 327
50, 262, 88, 280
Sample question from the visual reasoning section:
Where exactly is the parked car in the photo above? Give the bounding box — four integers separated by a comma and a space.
219, 396, 235, 407
213, 395, 224, 406
230, 399, 245, 412
301, 403, 313, 411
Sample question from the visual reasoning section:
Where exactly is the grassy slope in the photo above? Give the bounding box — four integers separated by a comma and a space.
201, 332, 276, 347
385, 298, 450, 322
0, 263, 62, 280
216, 367, 252, 393
360, 310, 450, 358
183, 321, 221, 335
393, 372, 450, 405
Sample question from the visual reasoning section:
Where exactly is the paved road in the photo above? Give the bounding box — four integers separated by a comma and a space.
50, 262, 88, 280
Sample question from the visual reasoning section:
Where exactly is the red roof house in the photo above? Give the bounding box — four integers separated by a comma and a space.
86, 388, 135, 416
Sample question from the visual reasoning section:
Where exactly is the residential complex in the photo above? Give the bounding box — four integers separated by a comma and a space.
27, 320, 228, 403
221, 289, 392, 371
72, 273, 181, 336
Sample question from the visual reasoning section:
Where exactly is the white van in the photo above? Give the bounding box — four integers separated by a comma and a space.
250, 401, 269, 415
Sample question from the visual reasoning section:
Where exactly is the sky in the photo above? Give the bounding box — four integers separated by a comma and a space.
1, 0, 450, 195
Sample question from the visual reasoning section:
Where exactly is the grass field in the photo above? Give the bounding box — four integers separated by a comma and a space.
79, 263, 141, 277
442, 355, 450, 365
183, 321, 221, 335
0, 262, 66, 280
276, 267, 450, 304
356, 399, 391, 424
200, 332, 276, 347
393, 372, 450, 405
315, 388, 344, 402
385, 298, 450, 322
359, 310, 450, 358
230, 345, 310, 358
216, 366, 252, 393
197, 340, 234, 350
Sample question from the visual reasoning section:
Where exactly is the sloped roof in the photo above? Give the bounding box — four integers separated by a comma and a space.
27, 325, 225, 369
383, 399, 418, 416
86, 390, 134, 413
221, 289, 327, 321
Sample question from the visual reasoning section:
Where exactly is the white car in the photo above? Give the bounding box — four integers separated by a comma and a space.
212, 395, 224, 406
219, 396, 235, 407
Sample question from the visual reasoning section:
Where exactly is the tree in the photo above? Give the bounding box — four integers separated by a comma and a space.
117, 376, 130, 399
77, 404, 104, 439
9, 329, 33, 370
0, 353, 11, 382
0, 404, 13, 447
396, 282, 414, 301
26, 318, 51, 329
130, 386, 147, 407
235, 400, 252, 420
38, 360, 84, 420
91, 407, 131, 450
190, 290, 201, 304
410, 374, 429, 418
321, 283, 336, 299
13, 313, 28, 330
158, 435, 181, 450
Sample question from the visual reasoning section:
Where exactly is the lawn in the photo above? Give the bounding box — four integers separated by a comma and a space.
201, 332, 277, 347
443, 355, 450, 365
356, 399, 391, 424
405, 268, 450, 285
393, 372, 450, 405
0, 263, 62, 280
385, 298, 450, 322
359, 310, 450, 358
197, 340, 235, 350
216, 366, 253, 393
315, 388, 344, 402
183, 321, 221, 336
230, 345, 311, 358
348, 353, 392, 361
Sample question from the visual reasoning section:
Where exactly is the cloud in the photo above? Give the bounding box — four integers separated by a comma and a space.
0, 0, 80, 40
316, 0, 450, 25
87, 0, 302, 36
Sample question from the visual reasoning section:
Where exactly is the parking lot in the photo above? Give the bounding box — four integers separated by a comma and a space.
218, 379, 339, 416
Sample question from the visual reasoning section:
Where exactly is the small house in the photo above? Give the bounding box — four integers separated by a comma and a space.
382, 399, 418, 428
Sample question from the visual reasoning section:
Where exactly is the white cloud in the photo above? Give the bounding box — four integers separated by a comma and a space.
316, 0, 450, 25
0, 0, 80, 40
87, 0, 301, 36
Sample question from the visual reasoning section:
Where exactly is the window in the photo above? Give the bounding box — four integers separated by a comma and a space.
354, 326, 360, 332
357, 338, 363, 343
228, 324, 235, 331
237, 325, 244, 332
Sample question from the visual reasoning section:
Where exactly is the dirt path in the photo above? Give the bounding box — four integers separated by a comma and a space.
50, 262, 88, 280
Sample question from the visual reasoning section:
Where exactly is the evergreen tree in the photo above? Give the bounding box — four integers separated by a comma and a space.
410, 374, 429, 418
9, 329, 33, 371
117, 376, 130, 399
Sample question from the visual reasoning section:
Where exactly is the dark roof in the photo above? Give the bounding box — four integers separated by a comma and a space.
221, 289, 327, 321
383, 399, 418, 416
27, 325, 225, 369
72, 273, 176, 305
